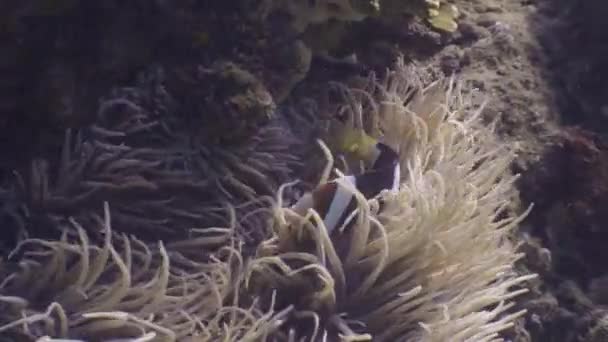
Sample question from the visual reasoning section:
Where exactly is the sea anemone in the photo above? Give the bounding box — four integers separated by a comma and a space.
12, 66, 300, 246
0, 60, 535, 341
0, 202, 288, 341
244, 59, 536, 341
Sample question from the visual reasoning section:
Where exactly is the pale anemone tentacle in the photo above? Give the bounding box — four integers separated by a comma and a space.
244, 57, 536, 341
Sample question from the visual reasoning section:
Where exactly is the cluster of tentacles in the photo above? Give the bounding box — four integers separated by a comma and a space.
1, 66, 300, 249
0, 202, 291, 341
0, 60, 535, 341
244, 62, 535, 341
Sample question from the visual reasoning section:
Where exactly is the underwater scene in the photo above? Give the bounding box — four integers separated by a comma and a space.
0, 1, 607, 341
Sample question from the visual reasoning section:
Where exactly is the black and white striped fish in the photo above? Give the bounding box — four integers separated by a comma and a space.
292, 140, 400, 234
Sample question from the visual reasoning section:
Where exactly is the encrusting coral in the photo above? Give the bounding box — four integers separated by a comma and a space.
247, 0, 461, 106
0, 60, 535, 341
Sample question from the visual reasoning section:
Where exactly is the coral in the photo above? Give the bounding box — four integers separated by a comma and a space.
256, 0, 459, 35
518, 127, 608, 284
247, 0, 384, 103
248, 0, 461, 109
254, 0, 381, 34
380, 0, 459, 33
165, 61, 276, 144
516, 126, 608, 341
533, 0, 608, 131
264, 39, 314, 103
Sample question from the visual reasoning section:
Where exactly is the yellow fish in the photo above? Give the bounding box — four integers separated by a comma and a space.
327, 120, 380, 164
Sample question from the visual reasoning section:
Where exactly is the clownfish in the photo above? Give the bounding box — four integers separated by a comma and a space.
292, 126, 400, 234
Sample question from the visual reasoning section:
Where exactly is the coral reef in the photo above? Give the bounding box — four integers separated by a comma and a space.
519, 127, 608, 284
0, 61, 535, 341
532, 0, 608, 130
165, 61, 276, 144
251, 0, 462, 103
2, 1, 588, 341
0, 0, 462, 176
516, 127, 608, 341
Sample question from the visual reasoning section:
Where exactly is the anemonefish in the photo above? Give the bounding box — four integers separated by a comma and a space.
292, 127, 400, 234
